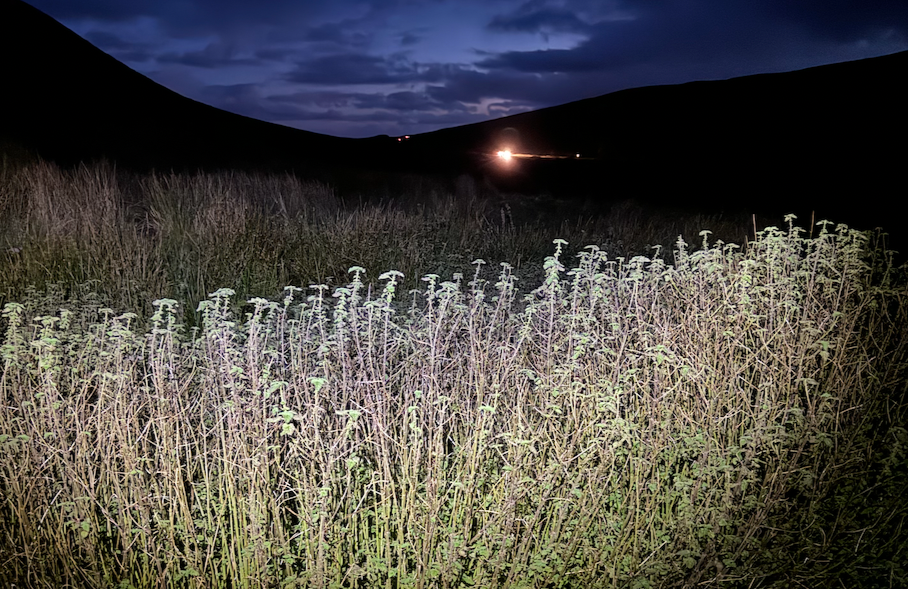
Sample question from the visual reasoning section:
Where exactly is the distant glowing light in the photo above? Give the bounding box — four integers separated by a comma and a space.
494, 148, 590, 162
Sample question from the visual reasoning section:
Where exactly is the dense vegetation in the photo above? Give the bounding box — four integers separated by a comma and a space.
1, 161, 906, 588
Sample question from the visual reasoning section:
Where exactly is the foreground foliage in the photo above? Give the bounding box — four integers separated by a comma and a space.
1, 209, 906, 587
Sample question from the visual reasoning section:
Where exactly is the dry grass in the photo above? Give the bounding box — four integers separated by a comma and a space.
0, 162, 906, 588
0, 161, 776, 327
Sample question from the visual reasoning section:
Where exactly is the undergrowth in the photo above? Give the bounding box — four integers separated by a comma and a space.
0, 161, 771, 329
1, 189, 906, 586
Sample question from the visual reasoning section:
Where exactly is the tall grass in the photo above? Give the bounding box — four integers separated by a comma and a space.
1, 172, 907, 589
0, 161, 771, 328
2, 161, 906, 587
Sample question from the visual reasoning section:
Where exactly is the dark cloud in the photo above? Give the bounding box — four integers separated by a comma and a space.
303, 21, 372, 49
200, 82, 262, 106
263, 97, 485, 136
25, 0, 158, 21
83, 30, 134, 50
270, 89, 472, 116
259, 88, 488, 135
406, 111, 488, 127
763, 0, 908, 41
482, 0, 908, 74
352, 91, 440, 112
30, 0, 908, 47
487, 1, 592, 38
199, 83, 325, 122
284, 54, 406, 85
398, 31, 422, 46
478, 46, 613, 73
83, 30, 156, 62
481, 1, 770, 75
487, 100, 535, 118
426, 67, 580, 108
158, 42, 261, 68
255, 47, 296, 62
28, 0, 334, 39
283, 53, 457, 85
269, 90, 357, 109
208, 85, 473, 126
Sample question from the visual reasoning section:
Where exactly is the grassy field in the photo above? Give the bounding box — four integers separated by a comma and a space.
1, 160, 906, 588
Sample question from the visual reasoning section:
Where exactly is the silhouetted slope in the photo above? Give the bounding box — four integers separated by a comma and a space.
0, 0, 386, 172
402, 50, 907, 225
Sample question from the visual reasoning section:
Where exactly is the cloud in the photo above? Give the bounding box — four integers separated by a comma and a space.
269, 90, 357, 109
199, 82, 264, 107
487, 1, 593, 38
83, 30, 135, 50
83, 30, 157, 62
31, 0, 908, 47
762, 0, 908, 42
480, 0, 908, 78
487, 100, 536, 118
26, 0, 159, 21
284, 54, 406, 85
270, 89, 474, 116
199, 83, 327, 122
283, 53, 458, 85
398, 31, 422, 46
258, 88, 489, 136
202, 84, 475, 125
158, 42, 261, 68
302, 20, 372, 49
28, 0, 338, 39
352, 91, 440, 112
254, 47, 297, 62
477, 46, 613, 73
424, 65, 600, 109
480, 1, 764, 75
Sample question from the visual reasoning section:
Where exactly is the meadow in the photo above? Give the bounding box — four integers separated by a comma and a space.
1, 159, 906, 588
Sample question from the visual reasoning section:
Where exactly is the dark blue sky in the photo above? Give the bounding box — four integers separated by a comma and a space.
25, 0, 908, 138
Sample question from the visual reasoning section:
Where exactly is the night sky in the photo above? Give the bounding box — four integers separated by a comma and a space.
24, 0, 908, 138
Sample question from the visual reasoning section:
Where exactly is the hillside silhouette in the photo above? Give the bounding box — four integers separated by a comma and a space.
402, 51, 907, 224
0, 0, 378, 174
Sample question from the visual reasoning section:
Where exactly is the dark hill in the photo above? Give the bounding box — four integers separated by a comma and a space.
400, 50, 907, 226
0, 0, 389, 174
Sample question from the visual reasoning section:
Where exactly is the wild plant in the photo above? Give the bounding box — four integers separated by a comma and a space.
1, 213, 905, 588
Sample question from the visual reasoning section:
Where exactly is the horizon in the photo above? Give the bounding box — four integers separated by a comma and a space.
19, 0, 908, 139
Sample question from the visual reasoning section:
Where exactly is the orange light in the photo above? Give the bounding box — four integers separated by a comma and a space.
497, 150, 513, 160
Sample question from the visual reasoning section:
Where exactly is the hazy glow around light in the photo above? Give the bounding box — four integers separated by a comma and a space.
497, 150, 512, 160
